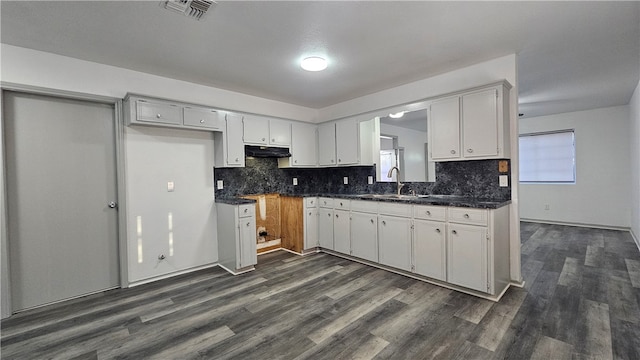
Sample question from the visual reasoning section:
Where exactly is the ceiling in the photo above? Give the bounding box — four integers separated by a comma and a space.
1, 1, 639, 119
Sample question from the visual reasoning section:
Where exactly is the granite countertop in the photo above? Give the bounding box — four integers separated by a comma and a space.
217, 193, 510, 209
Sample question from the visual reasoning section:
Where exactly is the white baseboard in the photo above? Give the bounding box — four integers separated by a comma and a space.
520, 218, 630, 232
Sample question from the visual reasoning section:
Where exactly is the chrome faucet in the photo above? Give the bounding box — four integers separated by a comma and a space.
387, 166, 404, 195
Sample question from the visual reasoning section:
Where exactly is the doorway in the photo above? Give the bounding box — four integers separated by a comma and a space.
4, 91, 120, 312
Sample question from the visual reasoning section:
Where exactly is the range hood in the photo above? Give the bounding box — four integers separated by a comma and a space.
245, 145, 291, 158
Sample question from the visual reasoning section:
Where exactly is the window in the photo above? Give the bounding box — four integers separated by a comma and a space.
519, 130, 576, 183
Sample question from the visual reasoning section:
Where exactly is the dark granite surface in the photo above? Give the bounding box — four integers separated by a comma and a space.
214, 157, 511, 209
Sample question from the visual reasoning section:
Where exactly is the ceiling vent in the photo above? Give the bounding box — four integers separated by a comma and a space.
162, 0, 216, 21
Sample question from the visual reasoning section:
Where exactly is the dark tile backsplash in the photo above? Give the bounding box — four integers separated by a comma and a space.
214, 157, 510, 201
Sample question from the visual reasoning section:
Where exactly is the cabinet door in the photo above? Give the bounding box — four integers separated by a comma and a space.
269, 119, 291, 146
319, 208, 334, 249
305, 207, 319, 249
462, 89, 498, 158
225, 114, 245, 167
414, 219, 446, 281
136, 100, 182, 125
318, 122, 337, 166
447, 224, 488, 292
183, 107, 221, 130
291, 122, 318, 166
333, 209, 350, 254
335, 118, 359, 165
350, 212, 378, 262
429, 96, 460, 160
378, 215, 411, 271
238, 216, 257, 268
243, 115, 269, 144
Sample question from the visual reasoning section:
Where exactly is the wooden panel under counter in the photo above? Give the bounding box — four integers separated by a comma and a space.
280, 196, 304, 253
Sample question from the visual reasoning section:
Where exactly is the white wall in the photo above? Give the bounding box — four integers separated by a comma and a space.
0, 44, 316, 123
630, 79, 640, 245
124, 126, 217, 284
519, 106, 631, 228
380, 123, 428, 182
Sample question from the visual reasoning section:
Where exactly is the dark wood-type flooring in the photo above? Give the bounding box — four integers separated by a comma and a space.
2, 222, 640, 359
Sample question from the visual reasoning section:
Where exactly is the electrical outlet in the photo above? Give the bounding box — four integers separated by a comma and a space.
367, 176, 373, 185
343, 177, 349, 185
217, 180, 224, 190
293, 177, 298, 186
499, 175, 508, 187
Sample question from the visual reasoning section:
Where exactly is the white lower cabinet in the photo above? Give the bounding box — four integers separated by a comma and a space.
333, 209, 351, 255
350, 211, 378, 262
413, 219, 446, 281
304, 201, 319, 250
319, 207, 334, 249
216, 203, 257, 274
446, 223, 488, 292
378, 215, 412, 271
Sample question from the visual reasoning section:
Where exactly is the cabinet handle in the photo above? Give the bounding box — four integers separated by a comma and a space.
157, 113, 162, 118
426, 210, 431, 215
200, 119, 205, 123
452, 230, 457, 235
450, 150, 456, 154
467, 149, 473, 153
436, 228, 441, 233
464, 214, 470, 219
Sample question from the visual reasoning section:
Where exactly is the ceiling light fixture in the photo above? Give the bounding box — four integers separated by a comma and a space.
301, 57, 328, 72
389, 111, 405, 119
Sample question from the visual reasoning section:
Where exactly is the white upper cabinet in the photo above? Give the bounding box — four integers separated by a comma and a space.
318, 122, 337, 166
269, 119, 292, 146
429, 96, 461, 160
428, 81, 511, 162
462, 89, 499, 158
214, 113, 245, 168
318, 118, 360, 166
335, 118, 359, 165
242, 115, 270, 144
279, 122, 318, 167
243, 115, 291, 147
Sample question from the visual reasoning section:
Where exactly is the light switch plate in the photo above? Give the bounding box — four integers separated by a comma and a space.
368, 176, 373, 185
499, 175, 508, 187
293, 177, 298, 186
343, 177, 349, 185
167, 181, 175, 192
217, 180, 224, 189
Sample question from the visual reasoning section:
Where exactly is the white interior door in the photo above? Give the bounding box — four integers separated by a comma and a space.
4, 91, 120, 312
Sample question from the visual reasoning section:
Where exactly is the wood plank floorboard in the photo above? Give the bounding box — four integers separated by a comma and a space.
2, 222, 640, 359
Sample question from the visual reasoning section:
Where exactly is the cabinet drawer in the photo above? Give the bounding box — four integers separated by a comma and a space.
448, 207, 487, 226
413, 205, 446, 221
378, 202, 412, 217
351, 200, 378, 213
136, 100, 181, 125
305, 197, 318, 208
319, 197, 334, 208
183, 107, 221, 129
334, 198, 350, 210
238, 204, 255, 218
